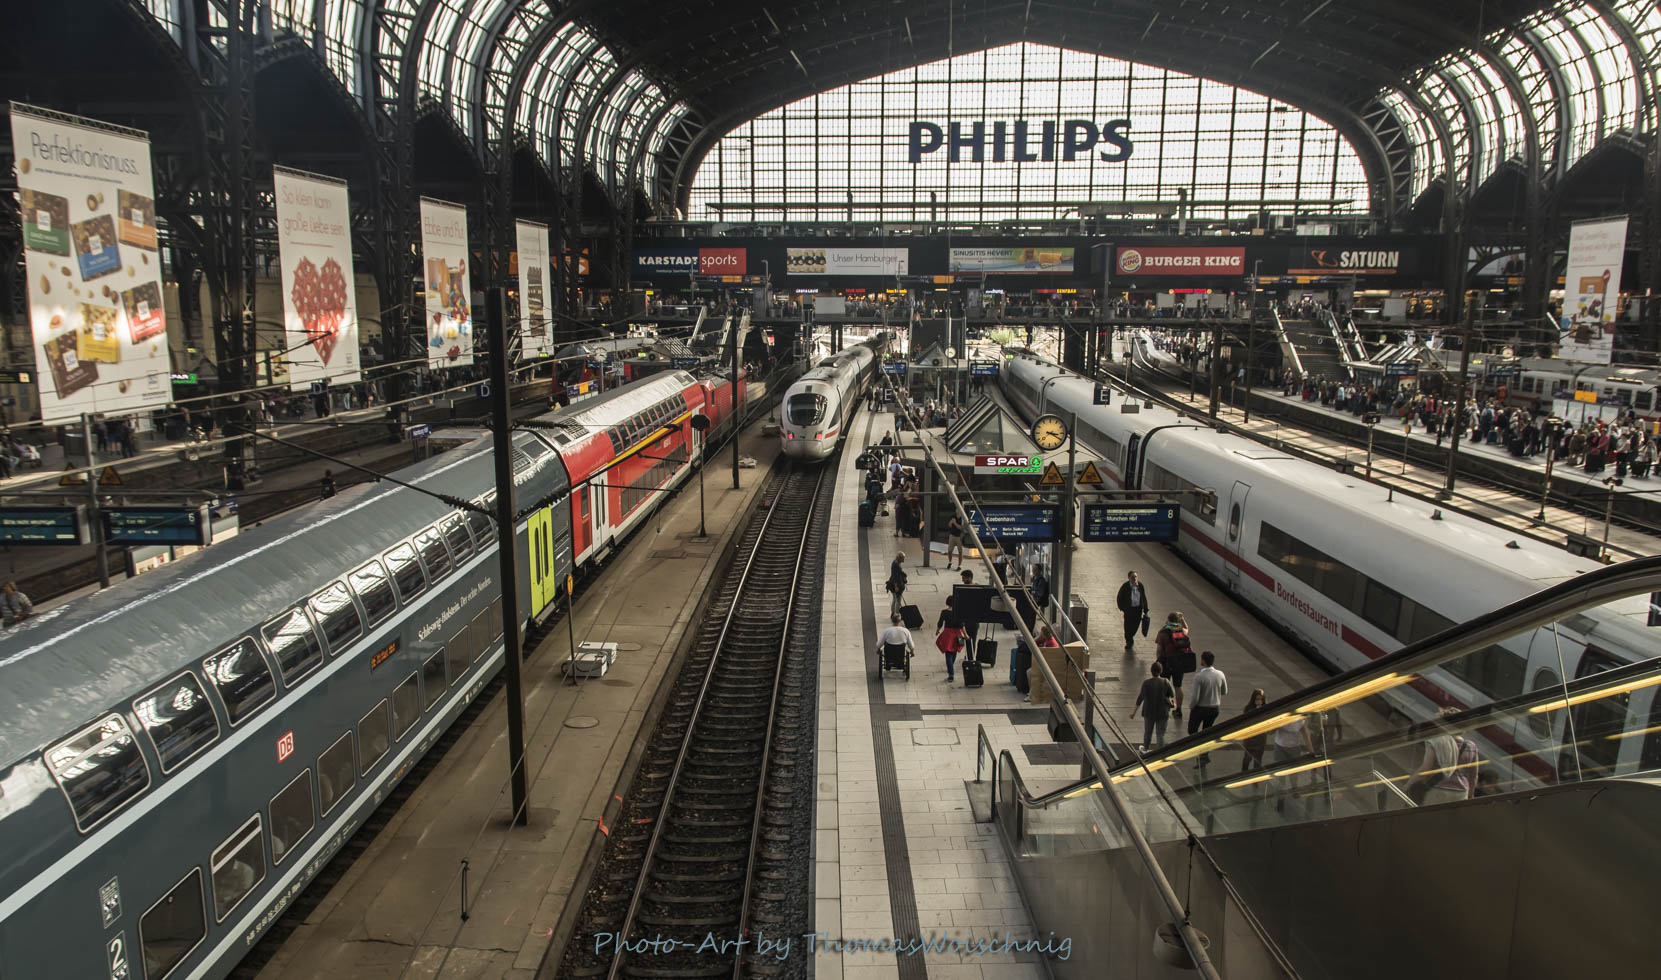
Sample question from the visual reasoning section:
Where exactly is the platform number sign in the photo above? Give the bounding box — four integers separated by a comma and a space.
276, 730, 295, 763
107, 932, 129, 980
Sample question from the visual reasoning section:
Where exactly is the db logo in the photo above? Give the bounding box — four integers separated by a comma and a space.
1118, 249, 1143, 273
276, 730, 295, 763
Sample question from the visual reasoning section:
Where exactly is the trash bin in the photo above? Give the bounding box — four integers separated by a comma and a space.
1059, 594, 1088, 644
63, 430, 90, 468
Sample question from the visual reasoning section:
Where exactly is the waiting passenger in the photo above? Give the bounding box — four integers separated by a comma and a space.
0, 582, 33, 626
886, 552, 908, 614
1130, 661, 1176, 751
945, 512, 966, 570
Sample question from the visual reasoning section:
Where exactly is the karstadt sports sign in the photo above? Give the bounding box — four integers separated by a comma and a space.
633, 247, 747, 276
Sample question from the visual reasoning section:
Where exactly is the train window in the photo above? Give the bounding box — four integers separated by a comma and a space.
1570, 648, 1627, 777
385, 543, 426, 600
132, 671, 219, 774
422, 651, 447, 710
1636, 391, 1654, 411
317, 732, 355, 817
393, 673, 420, 739
45, 715, 151, 833
210, 815, 265, 923
1438, 645, 1526, 702
490, 596, 504, 640
443, 516, 474, 561
1228, 504, 1241, 542
447, 627, 471, 681
416, 527, 452, 581
261, 607, 324, 686
358, 700, 390, 776
1528, 668, 1562, 739
139, 868, 205, 980
786, 393, 827, 426
309, 580, 363, 655
202, 639, 275, 726
1361, 579, 1404, 635
269, 769, 314, 865
471, 609, 491, 662
348, 561, 397, 627
467, 499, 493, 542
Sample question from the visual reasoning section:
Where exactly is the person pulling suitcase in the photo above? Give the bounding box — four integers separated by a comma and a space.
935, 597, 965, 682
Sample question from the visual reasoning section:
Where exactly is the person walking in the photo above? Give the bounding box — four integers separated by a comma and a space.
1408, 708, 1478, 806
934, 596, 965, 683
1154, 612, 1195, 720
945, 512, 966, 569
1, 581, 34, 626
1130, 662, 1176, 751
1187, 651, 1229, 764
1029, 566, 1051, 617
887, 551, 908, 615
877, 612, 914, 672
1116, 571, 1148, 653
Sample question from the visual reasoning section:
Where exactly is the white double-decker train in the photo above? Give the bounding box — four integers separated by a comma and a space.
999, 351, 1660, 785
780, 334, 888, 460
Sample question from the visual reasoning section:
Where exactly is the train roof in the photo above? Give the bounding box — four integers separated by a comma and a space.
0, 428, 568, 768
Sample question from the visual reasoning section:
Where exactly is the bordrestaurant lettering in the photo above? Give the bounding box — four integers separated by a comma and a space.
909, 119, 1133, 163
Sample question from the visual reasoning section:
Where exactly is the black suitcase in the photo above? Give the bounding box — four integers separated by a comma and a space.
859, 499, 876, 528
976, 639, 998, 667
962, 660, 984, 688
900, 604, 924, 629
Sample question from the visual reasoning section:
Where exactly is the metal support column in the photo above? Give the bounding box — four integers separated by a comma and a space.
485, 288, 530, 826
1442, 293, 1477, 498
1208, 321, 1222, 418
82, 414, 110, 588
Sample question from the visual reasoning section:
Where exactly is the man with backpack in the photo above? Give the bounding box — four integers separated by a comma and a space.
1154, 612, 1196, 720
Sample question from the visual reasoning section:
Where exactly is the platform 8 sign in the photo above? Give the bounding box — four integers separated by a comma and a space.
1081, 503, 1180, 542
968, 505, 1059, 542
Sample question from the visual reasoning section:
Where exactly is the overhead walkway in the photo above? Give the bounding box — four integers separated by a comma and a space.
971, 556, 1661, 979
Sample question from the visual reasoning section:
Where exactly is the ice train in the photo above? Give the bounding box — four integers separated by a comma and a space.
780, 334, 889, 460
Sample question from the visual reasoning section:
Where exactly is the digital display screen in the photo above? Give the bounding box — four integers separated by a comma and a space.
1081, 503, 1181, 542
368, 638, 399, 671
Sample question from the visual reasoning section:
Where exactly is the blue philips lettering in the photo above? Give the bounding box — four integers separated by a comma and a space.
1099, 118, 1133, 162
908, 122, 944, 162
909, 120, 1132, 163
948, 121, 986, 162
1063, 119, 1098, 161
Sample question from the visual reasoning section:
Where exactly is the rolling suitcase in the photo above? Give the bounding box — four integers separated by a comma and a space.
859, 499, 876, 528
962, 660, 984, 688
976, 639, 998, 667
900, 604, 924, 630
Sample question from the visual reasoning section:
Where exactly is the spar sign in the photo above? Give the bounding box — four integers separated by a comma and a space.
10, 104, 172, 423
633, 247, 747, 276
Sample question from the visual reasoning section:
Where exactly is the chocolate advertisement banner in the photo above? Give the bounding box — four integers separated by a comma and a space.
420, 197, 473, 367
950, 246, 1075, 274
1558, 216, 1628, 364
515, 220, 552, 359
274, 166, 361, 389
10, 104, 171, 423
785, 247, 908, 276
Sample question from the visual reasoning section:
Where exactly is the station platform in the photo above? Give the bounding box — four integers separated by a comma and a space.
811, 407, 1325, 978
250, 423, 781, 980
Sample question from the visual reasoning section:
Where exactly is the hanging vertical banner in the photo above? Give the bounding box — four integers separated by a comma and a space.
1558, 216, 1628, 364
274, 166, 361, 389
9, 104, 172, 423
419, 197, 473, 367
515, 220, 551, 359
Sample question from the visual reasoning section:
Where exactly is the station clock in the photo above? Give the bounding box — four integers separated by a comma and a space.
1031, 413, 1069, 451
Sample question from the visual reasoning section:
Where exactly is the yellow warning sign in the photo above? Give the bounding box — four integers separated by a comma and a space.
59, 467, 87, 487
1040, 462, 1065, 486
98, 466, 123, 487
1078, 461, 1105, 486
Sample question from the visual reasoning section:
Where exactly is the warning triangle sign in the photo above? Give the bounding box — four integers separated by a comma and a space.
1078, 461, 1105, 486
59, 466, 88, 487
1040, 462, 1065, 486
98, 466, 123, 487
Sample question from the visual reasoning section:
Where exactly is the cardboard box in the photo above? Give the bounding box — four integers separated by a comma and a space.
1028, 642, 1089, 706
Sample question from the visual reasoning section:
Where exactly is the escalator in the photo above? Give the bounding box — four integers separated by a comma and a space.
972, 556, 1661, 978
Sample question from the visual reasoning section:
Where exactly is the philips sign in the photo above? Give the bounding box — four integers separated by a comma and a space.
633, 247, 747, 276
909, 119, 1133, 164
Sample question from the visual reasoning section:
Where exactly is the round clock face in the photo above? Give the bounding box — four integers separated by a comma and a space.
1032, 413, 1068, 451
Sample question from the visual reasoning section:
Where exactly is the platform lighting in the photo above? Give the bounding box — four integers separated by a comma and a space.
1527, 673, 1661, 713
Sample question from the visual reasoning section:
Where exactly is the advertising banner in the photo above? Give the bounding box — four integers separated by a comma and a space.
786, 247, 908, 276
10, 104, 172, 423
1116, 246, 1244, 276
949, 246, 1075, 274
274, 166, 360, 389
1287, 246, 1416, 276
1558, 216, 1628, 364
420, 197, 473, 367
632, 247, 748, 276
515, 220, 552, 359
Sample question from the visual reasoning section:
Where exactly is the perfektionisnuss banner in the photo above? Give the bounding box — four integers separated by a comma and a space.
1557, 215, 1628, 364
420, 197, 473, 368
10, 103, 172, 423
274, 166, 361, 389
515, 219, 551, 360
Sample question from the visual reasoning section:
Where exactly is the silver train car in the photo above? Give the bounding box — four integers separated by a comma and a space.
0, 370, 742, 980
780, 334, 888, 460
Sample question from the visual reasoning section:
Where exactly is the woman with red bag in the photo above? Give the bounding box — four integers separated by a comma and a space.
935, 596, 966, 682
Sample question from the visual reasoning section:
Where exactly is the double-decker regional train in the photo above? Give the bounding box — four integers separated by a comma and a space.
0, 368, 743, 980
999, 352, 1660, 785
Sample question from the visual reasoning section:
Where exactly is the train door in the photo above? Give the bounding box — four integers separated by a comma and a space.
1124, 435, 1141, 487
1560, 645, 1629, 780
572, 484, 592, 555
1224, 481, 1251, 588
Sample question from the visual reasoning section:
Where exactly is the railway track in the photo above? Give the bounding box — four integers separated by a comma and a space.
558, 463, 830, 979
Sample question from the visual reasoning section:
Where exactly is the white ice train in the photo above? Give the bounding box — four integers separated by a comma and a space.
1000, 352, 1661, 785
780, 334, 888, 460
